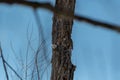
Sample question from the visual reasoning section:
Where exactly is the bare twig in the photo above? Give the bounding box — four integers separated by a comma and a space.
31, 65, 35, 80
0, 44, 9, 80
33, 9, 49, 62
35, 55, 40, 80
0, 44, 23, 80
0, 0, 120, 32
34, 40, 46, 80
4, 60, 23, 80
33, 9, 50, 80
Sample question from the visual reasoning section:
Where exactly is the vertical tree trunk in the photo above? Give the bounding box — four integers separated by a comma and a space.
51, 0, 76, 80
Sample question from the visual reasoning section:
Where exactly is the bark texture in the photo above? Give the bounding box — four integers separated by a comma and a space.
51, 0, 76, 80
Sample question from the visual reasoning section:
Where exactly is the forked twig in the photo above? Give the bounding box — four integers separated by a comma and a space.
0, 43, 23, 80
0, 44, 9, 80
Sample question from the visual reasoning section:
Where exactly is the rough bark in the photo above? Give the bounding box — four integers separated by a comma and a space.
51, 0, 76, 80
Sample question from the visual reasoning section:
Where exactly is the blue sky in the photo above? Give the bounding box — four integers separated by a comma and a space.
0, 0, 120, 80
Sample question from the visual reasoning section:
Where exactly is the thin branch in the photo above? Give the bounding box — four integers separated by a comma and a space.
30, 64, 35, 80
0, 44, 9, 80
10, 41, 23, 67
35, 55, 40, 80
74, 15, 120, 32
4, 60, 23, 80
0, 45, 23, 80
34, 40, 46, 80
0, 0, 120, 32
40, 62, 50, 80
33, 9, 49, 63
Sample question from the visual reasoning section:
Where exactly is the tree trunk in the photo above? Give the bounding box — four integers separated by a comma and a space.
51, 0, 76, 80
